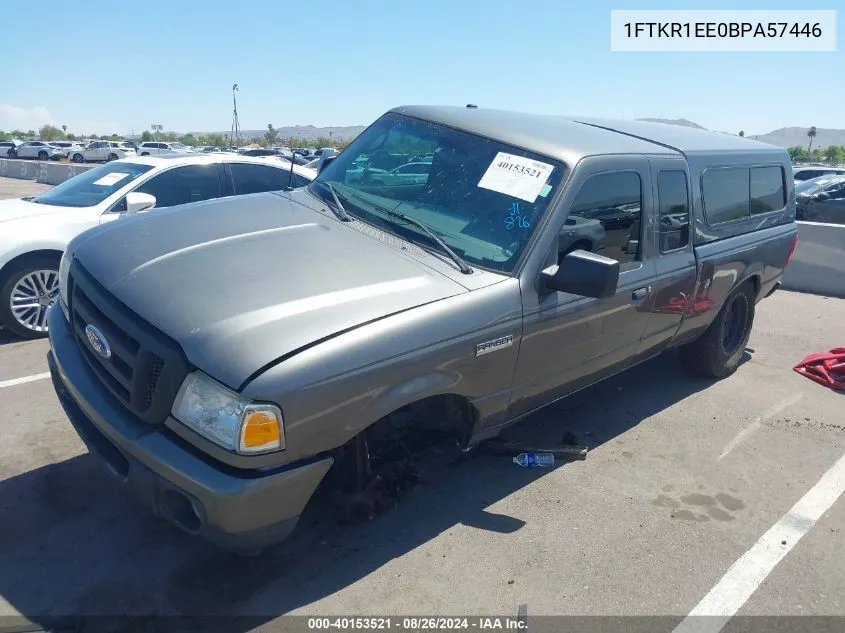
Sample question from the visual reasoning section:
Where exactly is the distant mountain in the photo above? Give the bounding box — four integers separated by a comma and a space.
636, 118, 706, 130
193, 124, 367, 143
192, 117, 845, 149
634, 118, 845, 148
750, 127, 845, 149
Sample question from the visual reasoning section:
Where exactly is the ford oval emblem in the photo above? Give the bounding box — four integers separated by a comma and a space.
85, 324, 112, 359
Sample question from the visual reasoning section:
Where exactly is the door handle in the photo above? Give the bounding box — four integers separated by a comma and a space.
632, 287, 649, 301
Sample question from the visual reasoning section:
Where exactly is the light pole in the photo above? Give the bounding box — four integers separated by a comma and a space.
230, 84, 241, 147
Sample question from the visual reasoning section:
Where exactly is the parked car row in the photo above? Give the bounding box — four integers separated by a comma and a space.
0, 137, 346, 165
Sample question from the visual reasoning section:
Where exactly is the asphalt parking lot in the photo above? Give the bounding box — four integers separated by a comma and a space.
0, 177, 50, 199
0, 176, 843, 630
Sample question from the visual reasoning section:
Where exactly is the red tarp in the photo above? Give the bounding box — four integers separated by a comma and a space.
793, 348, 845, 391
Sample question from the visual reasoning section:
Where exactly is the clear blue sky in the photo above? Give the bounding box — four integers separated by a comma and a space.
2, 0, 842, 136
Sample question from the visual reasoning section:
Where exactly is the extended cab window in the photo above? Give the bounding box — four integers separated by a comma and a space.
135, 164, 221, 208
702, 168, 750, 224
658, 170, 690, 252
750, 166, 785, 214
230, 163, 287, 195
569, 171, 642, 268
703, 166, 786, 224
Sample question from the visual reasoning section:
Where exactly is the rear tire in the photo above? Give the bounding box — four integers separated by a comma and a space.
679, 282, 756, 379
141, 152, 150, 156
0, 255, 62, 339
38, 151, 48, 161
72, 153, 84, 163
107, 153, 118, 161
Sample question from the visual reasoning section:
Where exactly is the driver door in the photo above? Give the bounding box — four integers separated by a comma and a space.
508, 155, 658, 419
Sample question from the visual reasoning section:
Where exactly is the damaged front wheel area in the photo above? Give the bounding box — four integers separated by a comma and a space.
321, 396, 476, 524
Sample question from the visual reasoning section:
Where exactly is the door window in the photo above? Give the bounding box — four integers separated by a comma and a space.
658, 170, 690, 252
828, 183, 845, 200
135, 165, 221, 208
569, 171, 643, 268
230, 163, 288, 195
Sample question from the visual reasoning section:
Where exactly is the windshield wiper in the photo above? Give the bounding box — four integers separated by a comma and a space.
313, 181, 351, 222
383, 209, 472, 274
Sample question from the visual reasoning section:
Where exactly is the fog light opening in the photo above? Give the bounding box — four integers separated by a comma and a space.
160, 489, 202, 534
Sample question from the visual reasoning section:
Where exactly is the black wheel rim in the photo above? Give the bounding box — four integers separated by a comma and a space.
722, 295, 748, 355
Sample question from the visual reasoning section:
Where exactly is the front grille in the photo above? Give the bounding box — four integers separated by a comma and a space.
68, 261, 189, 425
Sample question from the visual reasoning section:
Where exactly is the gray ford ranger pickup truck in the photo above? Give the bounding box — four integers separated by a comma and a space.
47, 105, 798, 550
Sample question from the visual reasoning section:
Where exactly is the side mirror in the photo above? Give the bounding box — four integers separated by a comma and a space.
124, 192, 157, 214
318, 154, 337, 174
815, 192, 831, 201
540, 250, 620, 298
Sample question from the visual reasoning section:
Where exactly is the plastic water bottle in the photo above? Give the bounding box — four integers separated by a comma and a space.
513, 452, 555, 468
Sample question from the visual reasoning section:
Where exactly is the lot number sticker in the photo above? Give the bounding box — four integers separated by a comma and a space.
478, 152, 554, 203
92, 172, 130, 187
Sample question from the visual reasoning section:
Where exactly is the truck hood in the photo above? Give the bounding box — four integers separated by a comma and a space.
71, 191, 467, 388
0, 197, 68, 222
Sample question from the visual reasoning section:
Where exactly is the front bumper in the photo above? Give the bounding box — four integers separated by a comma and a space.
47, 306, 333, 550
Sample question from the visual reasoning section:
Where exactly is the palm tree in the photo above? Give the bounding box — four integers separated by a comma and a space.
807, 126, 817, 154
738, 131, 744, 137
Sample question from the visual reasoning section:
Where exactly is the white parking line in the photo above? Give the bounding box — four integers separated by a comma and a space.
673, 450, 845, 633
0, 372, 50, 389
717, 393, 803, 461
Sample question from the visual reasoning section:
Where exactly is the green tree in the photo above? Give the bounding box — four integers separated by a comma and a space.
140, 130, 153, 142
314, 136, 333, 148
39, 124, 65, 141
196, 132, 227, 147
25, 130, 36, 138
738, 131, 744, 137
0, 130, 7, 141
264, 124, 279, 147
824, 145, 845, 163
788, 146, 808, 162
807, 126, 817, 154
61, 125, 67, 134
179, 134, 198, 146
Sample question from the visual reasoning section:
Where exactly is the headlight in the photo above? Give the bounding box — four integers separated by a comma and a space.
171, 371, 284, 455
58, 250, 71, 320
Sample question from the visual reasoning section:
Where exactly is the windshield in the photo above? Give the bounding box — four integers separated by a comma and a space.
32, 162, 154, 208
311, 112, 565, 273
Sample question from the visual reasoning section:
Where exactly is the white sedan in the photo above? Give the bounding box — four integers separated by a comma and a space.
70, 140, 137, 163
0, 154, 316, 338
11, 141, 65, 161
